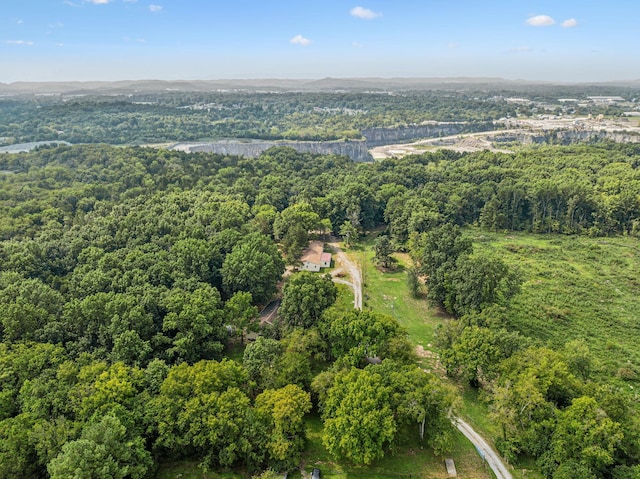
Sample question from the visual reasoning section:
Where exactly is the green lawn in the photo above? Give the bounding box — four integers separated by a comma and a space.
347, 239, 448, 349
330, 282, 358, 315
294, 415, 491, 479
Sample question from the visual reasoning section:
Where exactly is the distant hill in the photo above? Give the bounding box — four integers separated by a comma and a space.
3, 77, 639, 96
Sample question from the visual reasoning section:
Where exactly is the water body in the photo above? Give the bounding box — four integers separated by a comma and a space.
0, 141, 72, 154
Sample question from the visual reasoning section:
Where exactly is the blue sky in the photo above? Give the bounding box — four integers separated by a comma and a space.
1, 1, 639, 83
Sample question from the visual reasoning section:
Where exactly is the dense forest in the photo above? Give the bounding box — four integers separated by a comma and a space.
1, 141, 640, 478
1, 86, 636, 145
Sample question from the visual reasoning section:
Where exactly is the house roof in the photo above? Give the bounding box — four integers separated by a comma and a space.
320, 252, 332, 263
301, 241, 324, 264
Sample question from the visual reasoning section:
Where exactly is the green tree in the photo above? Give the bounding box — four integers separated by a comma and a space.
242, 337, 282, 390
279, 272, 337, 329
162, 285, 227, 363
224, 291, 259, 344
409, 224, 472, 307
444, 254, 521, 316
48, 415, 152, 479
153, 360, 252, 468
321, 367, 397, 465
326, 310, 405, 365
547, 396, 623, 476
373, 235, 393, 268
375, 361, 457, 454
406, 265, 421, 298
489, 347, 579, 460
221, 233, 285, 305
171, 238, 221, 285
338, 221, 358, 247
255, 384, 312, 469
440, 326, 501, 387
0, 414, 39, 479
274, 203, 321, 260
250, 204, 278, 237
111, 330, 152, 366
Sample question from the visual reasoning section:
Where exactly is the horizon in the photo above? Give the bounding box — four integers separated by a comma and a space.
2, 1, 640, 83
2, 76, 640, 88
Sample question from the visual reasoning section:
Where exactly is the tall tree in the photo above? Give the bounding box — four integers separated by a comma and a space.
279, 272, 337, 329
546, 396, 623, 477
224, 291, 259, 344
48, 415, 152, 479
321, 367, 397, 465
338, 221, 358, 247
326, 310, 405, 365
373, 235, 393, 268
409, 224, 472, 306
222, 233, 285, 305
444, 254, 521, 316
162, 285, 227, 363
254, 384, 312, 469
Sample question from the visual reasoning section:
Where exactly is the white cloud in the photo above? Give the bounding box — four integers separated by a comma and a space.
17, 20, 24, 24
526, 15, 555, 27
148, 4, 163, 12
350, 6, 382, 20
56, 42, 64, 47
6, 40, 34, 45
352, 41, 363, 48
290, 34, 311, 46
85, 0, 111, 4
123, 0, 138, 2
562, 18, 578, 28
447, 42, 459, 49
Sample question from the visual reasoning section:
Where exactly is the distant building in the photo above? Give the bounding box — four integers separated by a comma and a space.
300, 241, 331, 271
587, 96, 625, 104
504, 97, 532, 104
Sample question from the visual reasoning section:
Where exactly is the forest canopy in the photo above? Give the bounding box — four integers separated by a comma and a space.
1, 141, 640, 478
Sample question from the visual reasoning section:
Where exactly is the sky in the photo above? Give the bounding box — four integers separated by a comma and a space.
1, 0, 640, 83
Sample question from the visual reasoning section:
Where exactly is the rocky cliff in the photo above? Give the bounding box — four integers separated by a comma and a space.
490, 129, 640, 146
362, 123, 469, 147
171, 139, 373, 162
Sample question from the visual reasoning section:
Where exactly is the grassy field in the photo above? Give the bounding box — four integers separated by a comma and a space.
346, 241, 447, 349
470, 229, 640, 384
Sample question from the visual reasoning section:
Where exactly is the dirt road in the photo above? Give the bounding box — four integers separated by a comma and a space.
370, 129, 518, 159
331, 241, 512, 479
455, 418, 513, 479
327, 239, 362, 310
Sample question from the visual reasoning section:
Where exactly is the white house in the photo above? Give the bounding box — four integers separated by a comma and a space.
300, 241, 331, 271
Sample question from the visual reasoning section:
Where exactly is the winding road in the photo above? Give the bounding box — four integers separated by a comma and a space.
329, 240, 511, 479
456, 418, 513, 479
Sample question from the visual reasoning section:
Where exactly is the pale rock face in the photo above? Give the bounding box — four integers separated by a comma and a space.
171, 139, 374, 162
362, 123, 469, 147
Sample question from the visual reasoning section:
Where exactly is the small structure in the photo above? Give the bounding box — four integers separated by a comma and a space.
300, 241, 331, 272
320, 252, 332, 268
587, 96, 625, 104
445, 458, 457, 477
